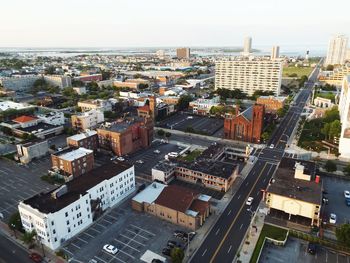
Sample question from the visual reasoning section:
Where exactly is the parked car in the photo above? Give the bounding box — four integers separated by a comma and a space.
167, 240, 181, 248
344, 190, 350, 199
29, 253, 43, 263
329, 213, 337, 224
103, 244, 118, 255
246, 197, 254, 206
174, 230, 186, 239
269, 144, 274, 149
162, 247, 171, 256
117, 157, 125, 161
307, 243, 317, 255
154, 150, 161, 154
136, 160, 144, 164
322, 197, 329, 204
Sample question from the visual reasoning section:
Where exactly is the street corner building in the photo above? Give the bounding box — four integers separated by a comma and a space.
265, 157, 322, 227
132, 182, 211, 231
224, 104, 265, 143
18, 162, 135, 250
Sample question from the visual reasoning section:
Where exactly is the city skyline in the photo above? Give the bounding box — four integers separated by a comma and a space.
1, 0, 349, 48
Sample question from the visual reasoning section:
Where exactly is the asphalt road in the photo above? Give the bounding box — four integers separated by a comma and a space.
0, 232, 33, 263
190, 65, 320, 263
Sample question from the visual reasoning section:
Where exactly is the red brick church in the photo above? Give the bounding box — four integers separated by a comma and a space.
224, 104, 264, 143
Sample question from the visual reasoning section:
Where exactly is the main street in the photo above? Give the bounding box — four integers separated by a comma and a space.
190, 65, 320, 263
0, 232, 33, 263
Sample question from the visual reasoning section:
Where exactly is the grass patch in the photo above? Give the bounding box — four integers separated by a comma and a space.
179, 150, 202, 162
283, 66, 313, 78
314, 92, 335, 103
41, 175, 65, 185
250, 224, 288, 263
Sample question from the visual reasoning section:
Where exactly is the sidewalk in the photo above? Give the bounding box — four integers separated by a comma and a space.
237, 208, 267, 263
0, 220, 66, 263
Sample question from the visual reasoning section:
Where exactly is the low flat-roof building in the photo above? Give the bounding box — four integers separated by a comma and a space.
66, 130, 98, 151
71, 110, 104, 131
16, 140, 49, 164
19, 162, 135, 250
51, 147, 94, 179
265, 157, 322, 226
132, 183, 210, 230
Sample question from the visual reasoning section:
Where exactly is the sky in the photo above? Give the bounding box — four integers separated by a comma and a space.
0, 0, 349, 49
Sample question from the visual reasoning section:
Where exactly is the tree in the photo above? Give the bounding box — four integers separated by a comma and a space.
326, 64, 334, 71
261, 132, 270, 142
321, 123, 331, 139
324, 160, 337, 172
343, 165, 350, 176
8, 212, 23, 232
329, 120, 341, 140
21, 230, 37, 247
165, 132, 171, 138
177, 95, 193, 111
171, 247, 184, 263
336, 224, 350, 247
45, 66, 56, 75
157, 129, 165, 137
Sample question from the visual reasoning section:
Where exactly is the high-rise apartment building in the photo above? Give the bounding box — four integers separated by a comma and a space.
338, 75, 350, 159
325, 35, 348, 66
176, 48, 190, 59
215, 58, 282, 96
242, 36, 252, 56
271, 46, 280, 60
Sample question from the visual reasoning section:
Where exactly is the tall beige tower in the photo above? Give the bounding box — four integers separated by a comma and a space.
271, 46, 280, 60
242, 37, 252, 56
325, 35, 348, 66
176, 48, 190, 59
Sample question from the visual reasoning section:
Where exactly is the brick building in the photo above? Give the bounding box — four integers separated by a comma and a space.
66, 130, 98, 151
51, 147, 94, 178
97, 117, 153, 156
224, 104, 264, 143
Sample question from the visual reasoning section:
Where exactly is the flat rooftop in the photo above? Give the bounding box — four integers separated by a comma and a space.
67, 130, 97, 141
0, 101, 33, 111
18, 122, 62, 133
100, 117, 146, 133
267, 157, 322, 204
55, 147, 93, 161
23, 162, 133, 213
132, 182, 167, 204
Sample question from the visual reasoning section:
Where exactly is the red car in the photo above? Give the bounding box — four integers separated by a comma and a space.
29, 252, 43, 263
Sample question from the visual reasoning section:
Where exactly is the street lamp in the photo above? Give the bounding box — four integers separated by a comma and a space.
186, 231, 196, 258
10, 223, 17, 239
246, 208, 256, 238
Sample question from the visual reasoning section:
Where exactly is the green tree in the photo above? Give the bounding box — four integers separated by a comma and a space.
326, 64, 334, 71
329, 120, 341, 140
261, 132, 270, 142
336, 224, 350, 247
324, 160, 337, 172
170, 247, 184, 263
177, 95, 193, 111
165, 132, 171, 138
321, 123, 331, 139
343, 165, 350, 176
157, 129, 165, 137
8, 212, 23, 232
21, 230, 37, 247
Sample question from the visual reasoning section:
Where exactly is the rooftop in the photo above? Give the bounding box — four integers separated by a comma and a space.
0, 101, 33, 111
258, 96, 287, 102
18, 122, 61, 133
23, 162, 133, 214
99, 117, 147, 133
67, 130, 97, 141
55, 147, 93, 161
267, 157, 322, 204
132, 182, 167, 204
13, 115, 37, 123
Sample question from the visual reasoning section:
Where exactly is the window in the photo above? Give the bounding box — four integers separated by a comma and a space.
68, 227, 71, 233
53, 229, 56, 234
66, 220, 69, 225
51, 221, 54, 226
65, 212, 68, 217
54, 237, 57, 242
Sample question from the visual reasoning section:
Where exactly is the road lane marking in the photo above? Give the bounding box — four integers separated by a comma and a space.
245, 182, 249, 186
202, 249, 207, 257
227, 210, 231, 216
215, 228, 220, 235
240, 224, 243, 230
228, 245, 232, 253
237, 195, 241, 200
210, 162, 270, 262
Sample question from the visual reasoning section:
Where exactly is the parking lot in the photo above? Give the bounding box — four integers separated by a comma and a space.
259, 237, 350, 263
0, 158, 54, 221
157, 112, 223, 136
126, 141, 185, 178
322, 175, 350, 225
63, 197, 188, 263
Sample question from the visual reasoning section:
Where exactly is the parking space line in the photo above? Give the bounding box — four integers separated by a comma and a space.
102, 218, 113, 224
130, 224, 155, 236
70, 243, 81, 249
122, 235, 145, 247
118, 249, 135, 260
113, 238, 140, 252
90, 227, 101, 233
94, 255, 108, 263
77, 236, 89, 244
61, 247, 74, 255
96, 223, 106, 229
105, 214, 117, 220
82, 232, 95, 238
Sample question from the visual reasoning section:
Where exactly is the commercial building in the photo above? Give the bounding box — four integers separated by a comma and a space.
0, 75, 39, 91
265, 158, 322, 226
224, 104, 265, 143
16, 140, 49, 164
338, 75, 350, 158
36, 112, 65, 126
189, 96, 221, 115
271, 46, 280, 60
176, 48, 190, 59
51, 147, 94, 178
97, 117, 154, 156
152, 160, 239, 192
66, 130, 98, 151
325, 35, 348, 66
78, 99, 112, 112
18, 162, 135, 250
132, 183, 210, 230
44, 75, 72, 88
256, 96, 286, 112
215, 58, 282, 96
71, 109, 104, 131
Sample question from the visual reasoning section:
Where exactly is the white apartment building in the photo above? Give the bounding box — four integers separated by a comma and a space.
325, 35, 348, 66
215, 58, 282, 96
36, 112, 65, 126
78, 99, 112, 112
44, 75, 72, 89
0, 75, 39, 91
0, 101, 34, 112
271, 46, 280, 60
189, 96, 221, 115
18, 162, 135, 250
71, 109, 104, 131
338, 75, 350, 159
